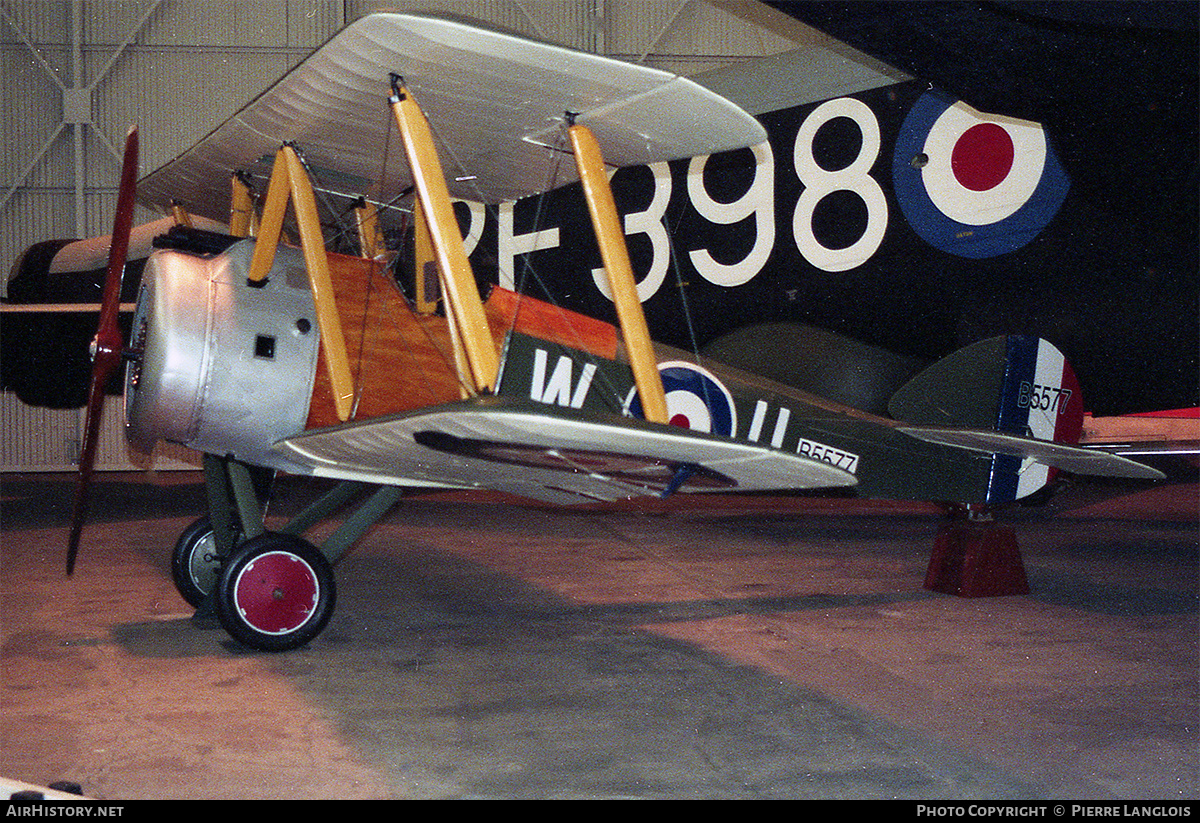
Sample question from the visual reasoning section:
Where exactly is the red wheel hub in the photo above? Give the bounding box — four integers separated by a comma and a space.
232, 550, 320, 634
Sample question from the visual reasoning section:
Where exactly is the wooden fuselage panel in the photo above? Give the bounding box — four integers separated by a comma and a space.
305, 252, 617, 430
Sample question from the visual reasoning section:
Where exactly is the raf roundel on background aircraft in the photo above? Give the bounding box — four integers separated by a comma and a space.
1, 14, 1168, 652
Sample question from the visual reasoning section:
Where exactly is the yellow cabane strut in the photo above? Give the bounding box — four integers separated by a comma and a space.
246, 144, 355, 421
412, 200, 441, 316
170, 199, 193, 228
229, 172, 258, 238
354, 198, 382, 260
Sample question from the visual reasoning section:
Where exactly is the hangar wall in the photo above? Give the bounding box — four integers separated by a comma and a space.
0, 0, 803, 471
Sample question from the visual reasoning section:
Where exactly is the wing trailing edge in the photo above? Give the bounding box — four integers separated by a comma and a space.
897, 427, 1166, 481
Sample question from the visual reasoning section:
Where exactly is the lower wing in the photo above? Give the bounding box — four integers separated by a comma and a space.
273, 396, 858, 504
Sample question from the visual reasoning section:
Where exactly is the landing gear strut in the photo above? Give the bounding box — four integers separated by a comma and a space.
172, 454, 403, 652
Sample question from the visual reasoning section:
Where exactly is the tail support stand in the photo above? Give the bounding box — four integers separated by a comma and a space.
924, 506, 1030, 597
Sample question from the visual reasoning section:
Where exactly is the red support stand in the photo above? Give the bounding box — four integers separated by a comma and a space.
924, 511, 1030, 598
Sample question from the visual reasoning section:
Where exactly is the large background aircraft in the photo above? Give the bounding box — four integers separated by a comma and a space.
409, 0, 1196, 421
767, 0, 1198, 417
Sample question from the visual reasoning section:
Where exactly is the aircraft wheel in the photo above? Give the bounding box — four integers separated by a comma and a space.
171, 516, 236, 608
214, 533, 335, 652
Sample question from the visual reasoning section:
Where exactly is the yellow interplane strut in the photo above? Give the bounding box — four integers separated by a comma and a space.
567, 122, 668, 425
389, 78, 498, 396
247, 144, 355, 421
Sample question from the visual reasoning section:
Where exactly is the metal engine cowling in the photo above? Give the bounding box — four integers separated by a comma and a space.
125, 238, 321, 472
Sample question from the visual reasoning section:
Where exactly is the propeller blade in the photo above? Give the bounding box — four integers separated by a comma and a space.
67, 126, 139, 576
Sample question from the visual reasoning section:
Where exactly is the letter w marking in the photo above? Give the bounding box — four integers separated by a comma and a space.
530, 349, 597, 408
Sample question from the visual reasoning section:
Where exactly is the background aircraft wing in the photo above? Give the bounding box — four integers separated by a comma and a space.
136, 12, 767, 222
1079, 410, 1200, 459
272, 396, 857, 505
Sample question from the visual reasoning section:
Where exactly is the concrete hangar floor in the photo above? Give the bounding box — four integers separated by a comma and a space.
1, 470, 1196, 800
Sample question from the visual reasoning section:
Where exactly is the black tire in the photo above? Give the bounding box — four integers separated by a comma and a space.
171, 516, 233, 608
213, 533, 335, 652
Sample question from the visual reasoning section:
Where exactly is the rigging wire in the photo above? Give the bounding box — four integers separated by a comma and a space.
664, 207, 719, 415
287, 144, 360, 254
419, 109, 635, 415
498, 120, 676, 418
366, 90, 711, 421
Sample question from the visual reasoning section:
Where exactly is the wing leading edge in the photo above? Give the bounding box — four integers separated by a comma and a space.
273, 396, 857, 505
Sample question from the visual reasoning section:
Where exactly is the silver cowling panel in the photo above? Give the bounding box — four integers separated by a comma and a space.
125, 239, 320, 472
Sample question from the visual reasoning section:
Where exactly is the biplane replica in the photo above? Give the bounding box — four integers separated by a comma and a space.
33, 13, 1163, 652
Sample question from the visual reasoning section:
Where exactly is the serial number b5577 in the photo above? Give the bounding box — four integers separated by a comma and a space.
1018, 381, 1073, 414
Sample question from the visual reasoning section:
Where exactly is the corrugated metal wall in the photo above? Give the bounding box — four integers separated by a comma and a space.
1, 0, 800, 471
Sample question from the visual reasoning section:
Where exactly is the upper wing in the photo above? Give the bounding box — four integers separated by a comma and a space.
137, 12, 767, 221
273, 396, 857, 505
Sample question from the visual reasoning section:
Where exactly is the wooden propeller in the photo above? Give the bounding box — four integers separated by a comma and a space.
67, 126, 139, 576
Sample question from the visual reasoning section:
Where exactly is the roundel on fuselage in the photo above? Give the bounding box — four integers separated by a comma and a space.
892, 92, 1069, 258
625, 361, 737, 438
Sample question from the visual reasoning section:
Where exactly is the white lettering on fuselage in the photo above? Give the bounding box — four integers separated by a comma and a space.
529, 348, 596, 409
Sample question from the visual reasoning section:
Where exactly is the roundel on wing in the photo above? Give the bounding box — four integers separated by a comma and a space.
892, 92, 1069, 258
624, 362, 737, 438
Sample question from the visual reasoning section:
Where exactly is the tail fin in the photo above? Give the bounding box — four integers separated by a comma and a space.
888, 336, 1084, 502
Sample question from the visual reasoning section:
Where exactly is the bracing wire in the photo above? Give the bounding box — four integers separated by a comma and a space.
378, 93, 711, 421
502, 124, 640, 417
419, 111, 636, 415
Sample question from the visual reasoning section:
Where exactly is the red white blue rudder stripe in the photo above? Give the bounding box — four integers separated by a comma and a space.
988, 336, 1085, 503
